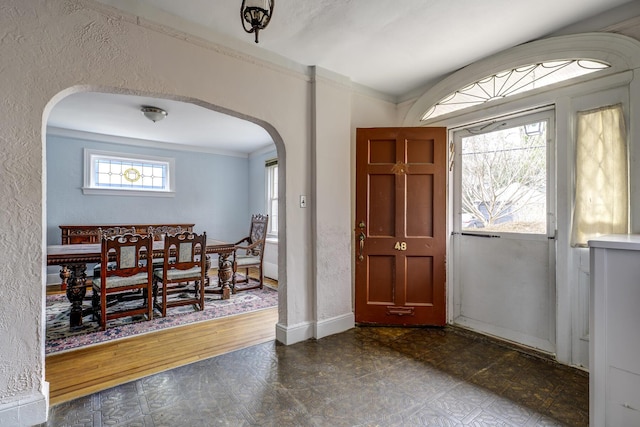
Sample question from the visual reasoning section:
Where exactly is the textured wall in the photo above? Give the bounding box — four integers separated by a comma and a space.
312, 68, 354, 328
0, 0, 319, 417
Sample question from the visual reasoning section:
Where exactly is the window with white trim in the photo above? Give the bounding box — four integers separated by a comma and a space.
265, 158, 278, 236
83, 149, 175, 196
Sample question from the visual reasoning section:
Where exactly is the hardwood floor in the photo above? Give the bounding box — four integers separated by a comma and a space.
45, 269, 278, 406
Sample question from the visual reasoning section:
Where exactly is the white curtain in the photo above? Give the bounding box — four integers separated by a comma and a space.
571, 104, 628, 247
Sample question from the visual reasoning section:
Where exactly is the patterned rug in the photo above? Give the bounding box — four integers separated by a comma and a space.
46, 279, 278, 355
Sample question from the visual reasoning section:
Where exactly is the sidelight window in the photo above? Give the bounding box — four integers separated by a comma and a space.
570, 104, 628, 247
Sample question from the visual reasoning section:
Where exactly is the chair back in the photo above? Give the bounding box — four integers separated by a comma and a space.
247, 214, 269, 256
98, 226, 136, 239
102, 233, 152, 280
161, 231, 207, 274
148, 225, 184, 241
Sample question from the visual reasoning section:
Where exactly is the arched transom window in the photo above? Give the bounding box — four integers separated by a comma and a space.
421, 59, 609, 121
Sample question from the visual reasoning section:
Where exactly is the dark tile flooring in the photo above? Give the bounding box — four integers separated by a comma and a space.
44, 326, 588, 426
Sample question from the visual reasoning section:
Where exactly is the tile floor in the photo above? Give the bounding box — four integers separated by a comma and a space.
43, 326, 588, 426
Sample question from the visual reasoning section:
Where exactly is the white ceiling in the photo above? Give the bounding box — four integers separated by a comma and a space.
48, 0, 637, 154
48, 92, 274, 155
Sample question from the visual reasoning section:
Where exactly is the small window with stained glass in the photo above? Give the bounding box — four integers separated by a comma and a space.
83, 149, 175, 196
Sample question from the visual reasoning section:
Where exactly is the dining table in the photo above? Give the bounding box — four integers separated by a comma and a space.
47, 239, 236, 329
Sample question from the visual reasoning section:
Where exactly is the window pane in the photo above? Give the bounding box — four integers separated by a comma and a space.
423, 60, 609, 121
461, 120, 547, 234
271, 201, 278, 233
265, 162, 278, 235
91, 155, 170, 191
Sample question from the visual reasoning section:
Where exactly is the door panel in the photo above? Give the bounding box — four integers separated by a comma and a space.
369, 175, 395, 236
406, 256, 434, 304
407, 174, 433, 236
355, 127, 446, 326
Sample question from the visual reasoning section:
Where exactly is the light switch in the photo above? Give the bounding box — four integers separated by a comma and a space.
300, 195, 307, 208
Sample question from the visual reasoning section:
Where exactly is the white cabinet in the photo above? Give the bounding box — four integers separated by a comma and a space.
589, 235, 640, 427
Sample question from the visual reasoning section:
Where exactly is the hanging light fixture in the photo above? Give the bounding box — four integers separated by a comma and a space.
241, 0, 274, 44
141, 106, 167, 123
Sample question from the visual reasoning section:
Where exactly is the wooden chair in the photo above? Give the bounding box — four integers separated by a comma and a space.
153, 231, 207, 317
147, 225, 184, 269
232, 214, 268, 292
91, 232, 154, 331
93, 227, 137, 280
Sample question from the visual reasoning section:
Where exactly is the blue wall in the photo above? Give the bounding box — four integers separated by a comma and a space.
46, 134, 251, 245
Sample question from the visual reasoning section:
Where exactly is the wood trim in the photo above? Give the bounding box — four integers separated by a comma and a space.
59, 224, 195, 245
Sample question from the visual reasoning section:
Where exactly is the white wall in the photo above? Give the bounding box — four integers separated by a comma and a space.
310, 67, 354, 339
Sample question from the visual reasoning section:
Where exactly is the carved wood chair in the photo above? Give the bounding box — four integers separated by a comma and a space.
147, 225, 184, 241
232, 214, 269, 292
91, 232, 154, 331
92, 227, 137, 280
147, 225, 184, 269
153, 231, 207, 317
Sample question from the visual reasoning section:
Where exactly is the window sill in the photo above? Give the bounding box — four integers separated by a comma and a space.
81, 187, 176, 197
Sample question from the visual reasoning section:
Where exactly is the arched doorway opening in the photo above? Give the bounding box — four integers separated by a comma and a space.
42, 86, 286, 379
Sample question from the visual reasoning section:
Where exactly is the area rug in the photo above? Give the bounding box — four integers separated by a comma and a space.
46, 280, 278, 355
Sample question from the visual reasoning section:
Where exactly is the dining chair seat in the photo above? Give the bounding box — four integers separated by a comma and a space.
235, 254, 261, 267
154, 266, 201, 281
93, 272, 149, 290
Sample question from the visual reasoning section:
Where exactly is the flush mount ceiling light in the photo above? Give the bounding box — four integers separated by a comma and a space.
241, 0, 274, 44
141, 106, 167, 123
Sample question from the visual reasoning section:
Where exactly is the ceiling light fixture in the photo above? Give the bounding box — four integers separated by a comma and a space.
141, 106, 168, 123
241, 0, 274, 44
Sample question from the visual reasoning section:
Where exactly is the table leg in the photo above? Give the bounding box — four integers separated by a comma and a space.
218, 251, 233, 300
63, 263, 88, 329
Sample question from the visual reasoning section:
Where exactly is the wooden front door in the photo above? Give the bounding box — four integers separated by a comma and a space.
355, 127, 447, 326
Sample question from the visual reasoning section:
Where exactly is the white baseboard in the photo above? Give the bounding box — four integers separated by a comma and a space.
276, 321, 314, 345
453, 315, 555, 354
0, 385, 49, 427
264, 260, 278, 280
316, 312, 355, 339
275, 312, 355, 345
